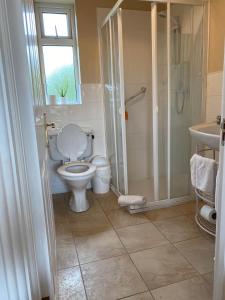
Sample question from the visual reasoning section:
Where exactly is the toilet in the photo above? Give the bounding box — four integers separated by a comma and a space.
57, 124, 96, 212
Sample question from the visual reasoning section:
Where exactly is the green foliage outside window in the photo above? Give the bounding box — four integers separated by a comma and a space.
46, 65, 78, 103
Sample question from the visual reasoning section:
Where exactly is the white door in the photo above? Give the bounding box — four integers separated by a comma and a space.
213, 46, 225, 300
22, 1, 57, 298
22, 3, 57, 296
0, 0, 56, 298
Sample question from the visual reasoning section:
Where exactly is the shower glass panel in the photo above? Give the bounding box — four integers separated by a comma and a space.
122, 3, 153, 201
111, 11, 127, 195
101, 23, 118, 189
100, 0, 206, 203
170, 4, 204, 198
157, 5, 168, 200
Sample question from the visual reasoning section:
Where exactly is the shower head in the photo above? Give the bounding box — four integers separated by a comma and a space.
158, 10, 180, 31
158, 11, 166, 18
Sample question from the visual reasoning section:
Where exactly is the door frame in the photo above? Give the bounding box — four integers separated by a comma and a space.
0, 0, 55, 298
213, 46, 225, 300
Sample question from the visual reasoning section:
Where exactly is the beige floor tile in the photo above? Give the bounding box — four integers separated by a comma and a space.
153, 215, 201, 243
53, 194, 69, 223
57, 266, 86, 300
130, 244, 197, 290
69, 211, 112, 236
203, 272, 214, 292
121, 292, 154, 300
55, 222, 71, 238
81, 255, 147, 300
56, 233, 79, 270
175, 237, 215, 274
151, 276, 212, 300
74, 229, 126, 264
117, 223, 169, 253
145, 201, 198, 222
145, 205, 187, 221
179, 200, 197, 216
67, 194, 102, 218
97, 191, 120, 212
107, 208, 149, 229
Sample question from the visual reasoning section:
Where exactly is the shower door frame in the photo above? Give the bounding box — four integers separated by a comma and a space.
100, 8, 128, 195
100, 0, 208, 202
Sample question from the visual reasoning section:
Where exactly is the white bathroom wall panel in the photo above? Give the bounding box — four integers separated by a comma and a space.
46, 84, 106, 157
206, 71, 223, 122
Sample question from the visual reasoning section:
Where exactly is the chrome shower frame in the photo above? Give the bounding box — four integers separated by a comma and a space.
100, 0, 209, 210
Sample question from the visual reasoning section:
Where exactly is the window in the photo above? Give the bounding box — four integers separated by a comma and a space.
35, 3, 81, 105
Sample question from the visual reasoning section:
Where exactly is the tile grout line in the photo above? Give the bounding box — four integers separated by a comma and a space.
97, 194, 214, 296
71, 228, 89, 299
147, 218, 206, 279
96, 196, 156, 299
54, 193, 213, 299
54, 193, 89, 300
143, 209, 215, 281
172, 237, 215, 279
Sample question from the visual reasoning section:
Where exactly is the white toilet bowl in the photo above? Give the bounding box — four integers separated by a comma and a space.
57, 162, 96, 212
55, 123, 96, 212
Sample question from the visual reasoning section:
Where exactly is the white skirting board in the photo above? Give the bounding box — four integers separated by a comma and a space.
110, 185, 194, 214
127, 195, 193, 214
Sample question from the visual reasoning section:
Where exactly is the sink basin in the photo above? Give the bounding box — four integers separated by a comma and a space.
189, 123, 220, 150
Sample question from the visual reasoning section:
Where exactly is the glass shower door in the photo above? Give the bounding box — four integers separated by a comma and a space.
101, 23, 118, 189
111, 9, 128, 195
101, 10, 128, 195
170, 3, 204, 198
157, 4, 169, 200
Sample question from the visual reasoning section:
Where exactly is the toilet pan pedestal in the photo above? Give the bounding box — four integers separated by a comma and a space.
69, 188, 89, 212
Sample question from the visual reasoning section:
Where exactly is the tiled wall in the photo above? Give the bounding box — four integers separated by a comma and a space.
46, 83, 106, 156
206, 72, 223, 122
47, 83, 106, 194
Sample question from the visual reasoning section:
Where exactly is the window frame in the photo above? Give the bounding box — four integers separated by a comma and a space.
35, 2, 81, 105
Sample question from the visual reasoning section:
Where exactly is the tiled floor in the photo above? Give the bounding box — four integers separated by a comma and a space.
54, 191, 214, 300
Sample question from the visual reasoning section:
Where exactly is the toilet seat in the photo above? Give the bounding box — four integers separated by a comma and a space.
57, 124, 87, 161
57, 162, 96, 178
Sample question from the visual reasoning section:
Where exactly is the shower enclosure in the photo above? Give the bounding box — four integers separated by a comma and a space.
100, 0, 208, 209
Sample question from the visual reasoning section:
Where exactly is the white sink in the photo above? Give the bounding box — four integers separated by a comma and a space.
189, 123, 220, 150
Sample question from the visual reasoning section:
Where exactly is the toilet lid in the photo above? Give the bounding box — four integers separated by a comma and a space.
57, 124, 87, 161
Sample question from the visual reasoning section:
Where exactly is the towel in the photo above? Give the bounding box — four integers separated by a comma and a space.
118, 195, 146, 207
190, 154, 217, 195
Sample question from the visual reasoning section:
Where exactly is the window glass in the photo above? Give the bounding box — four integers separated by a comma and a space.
42, 13, 69, 37
43, 46, 78, 104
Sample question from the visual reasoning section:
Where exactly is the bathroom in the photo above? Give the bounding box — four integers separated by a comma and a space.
1, 0, 225, 299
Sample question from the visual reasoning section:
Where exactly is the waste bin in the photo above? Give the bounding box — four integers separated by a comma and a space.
91, 156, 111, 194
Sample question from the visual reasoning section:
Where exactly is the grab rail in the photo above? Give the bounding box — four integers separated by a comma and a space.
125, 87, 147, 106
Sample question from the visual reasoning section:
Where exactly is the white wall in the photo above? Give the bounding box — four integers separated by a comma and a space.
46, 84, 106, 157
206, 72, 223, 122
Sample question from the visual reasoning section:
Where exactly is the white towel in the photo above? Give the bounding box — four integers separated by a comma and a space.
118, 195, 146, 207
190, 154, 217, 194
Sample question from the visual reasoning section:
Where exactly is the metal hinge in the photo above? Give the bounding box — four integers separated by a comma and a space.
220, 117, 225, 146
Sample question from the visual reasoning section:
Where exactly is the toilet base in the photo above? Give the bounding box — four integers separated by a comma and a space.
69, 188, 89, 212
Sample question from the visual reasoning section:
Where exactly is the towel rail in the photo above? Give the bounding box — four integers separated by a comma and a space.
193, 145, 218, 237
125, 87, 147, 106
